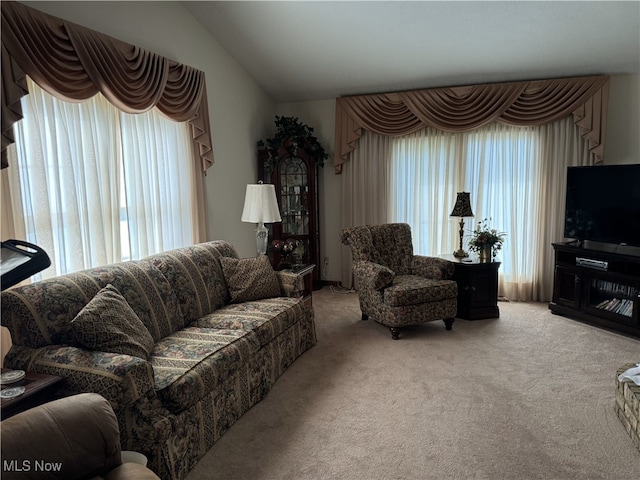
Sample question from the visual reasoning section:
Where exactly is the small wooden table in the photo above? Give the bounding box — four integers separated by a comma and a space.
441, 254, 501, 320
1, 369, 63, 419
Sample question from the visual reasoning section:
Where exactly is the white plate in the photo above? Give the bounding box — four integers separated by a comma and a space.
0, 370, 25, 384
0, 386, 25, 399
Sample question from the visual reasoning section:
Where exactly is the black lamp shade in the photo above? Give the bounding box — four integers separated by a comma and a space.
450, 192, 474, 217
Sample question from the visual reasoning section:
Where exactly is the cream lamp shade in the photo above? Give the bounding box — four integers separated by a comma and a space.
241, 182, 282, 255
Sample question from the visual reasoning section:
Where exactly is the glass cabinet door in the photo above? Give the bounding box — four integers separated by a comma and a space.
280, 156, 308, 237
258, 147, 320, 288
279, 156, 310, 264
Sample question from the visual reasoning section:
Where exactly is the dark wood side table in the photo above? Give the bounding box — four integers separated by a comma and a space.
282, 264, 315, 307
440, 254, 501, 320
1, 369, 63, 419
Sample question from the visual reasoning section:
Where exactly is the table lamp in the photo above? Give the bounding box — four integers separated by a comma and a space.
450, 192, 474, 258
241, 181, 282, 256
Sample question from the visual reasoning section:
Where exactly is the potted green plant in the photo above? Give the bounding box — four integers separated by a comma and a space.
468, 218, 506, 261
257, 116, 329, 170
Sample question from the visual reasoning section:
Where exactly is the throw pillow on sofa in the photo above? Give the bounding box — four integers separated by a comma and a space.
70, 284, 155, 360
220, 255, 281, 303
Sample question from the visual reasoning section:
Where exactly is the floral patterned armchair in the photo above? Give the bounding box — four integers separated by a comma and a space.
341, 223, 458, 339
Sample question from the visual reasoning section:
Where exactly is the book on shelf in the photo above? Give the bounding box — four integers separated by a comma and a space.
593, 298, 634, 317
591, 279, 636, 297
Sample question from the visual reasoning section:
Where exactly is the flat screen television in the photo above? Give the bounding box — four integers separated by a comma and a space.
564, 164, 640, 247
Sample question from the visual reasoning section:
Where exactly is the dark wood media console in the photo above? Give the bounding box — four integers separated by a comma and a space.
550, 242, 640, 337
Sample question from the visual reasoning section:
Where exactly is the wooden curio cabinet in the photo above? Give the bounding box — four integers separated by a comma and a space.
258, 145, 321, 289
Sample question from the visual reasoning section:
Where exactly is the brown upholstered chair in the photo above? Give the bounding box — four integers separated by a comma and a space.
1, 393, 160, 480
341, 223, 458, 339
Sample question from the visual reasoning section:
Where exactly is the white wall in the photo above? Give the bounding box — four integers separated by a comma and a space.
605, 75, 640, 164
24, 1, 276, 257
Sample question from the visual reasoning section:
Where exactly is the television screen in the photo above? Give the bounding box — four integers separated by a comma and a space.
564, 164, 640, 247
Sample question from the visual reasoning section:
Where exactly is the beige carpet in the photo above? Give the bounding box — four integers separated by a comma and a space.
185, 287, 640, 480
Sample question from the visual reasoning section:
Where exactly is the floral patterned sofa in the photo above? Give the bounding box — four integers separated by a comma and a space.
1, 241, 316, 480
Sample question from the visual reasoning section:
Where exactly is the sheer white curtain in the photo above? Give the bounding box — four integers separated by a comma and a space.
4, 78, 196, 279
389, 129, 463, 257
120, 110, 195, 260
391, 117, 590, 301
340, 131, 393, 287
342, 116, 591, 301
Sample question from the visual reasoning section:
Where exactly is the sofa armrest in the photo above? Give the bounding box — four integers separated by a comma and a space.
276, 270, 305, 297
1, 393, 122, 480
352, 261, 395, 290
411, 255, 455, 280
4, 345, 155, 412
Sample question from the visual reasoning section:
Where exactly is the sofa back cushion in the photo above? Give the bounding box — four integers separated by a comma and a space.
144, 241, 235, 325
1, 261, 183, 348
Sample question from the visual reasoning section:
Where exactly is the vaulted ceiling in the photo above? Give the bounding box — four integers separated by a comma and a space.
182, 1, 640, 103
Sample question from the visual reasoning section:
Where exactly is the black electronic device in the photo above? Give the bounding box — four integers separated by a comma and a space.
564, 164, 640, 247
1, 240, 51, 290
575, 257, 608, 270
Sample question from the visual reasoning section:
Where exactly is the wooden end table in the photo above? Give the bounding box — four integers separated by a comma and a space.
1, 369, 63, 419
282, 264, 315, 307
440, 254, 501, 320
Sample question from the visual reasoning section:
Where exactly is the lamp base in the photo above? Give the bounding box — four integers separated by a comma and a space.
255, 223, 268, 256
454, 217, 469, 259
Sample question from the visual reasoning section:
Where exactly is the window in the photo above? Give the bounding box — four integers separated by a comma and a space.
6, 78, 196, 278
388, 118, 587, 301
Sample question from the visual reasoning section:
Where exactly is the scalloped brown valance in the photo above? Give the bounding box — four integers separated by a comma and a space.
1, 1, 213, 172
334, 75, 609, 174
